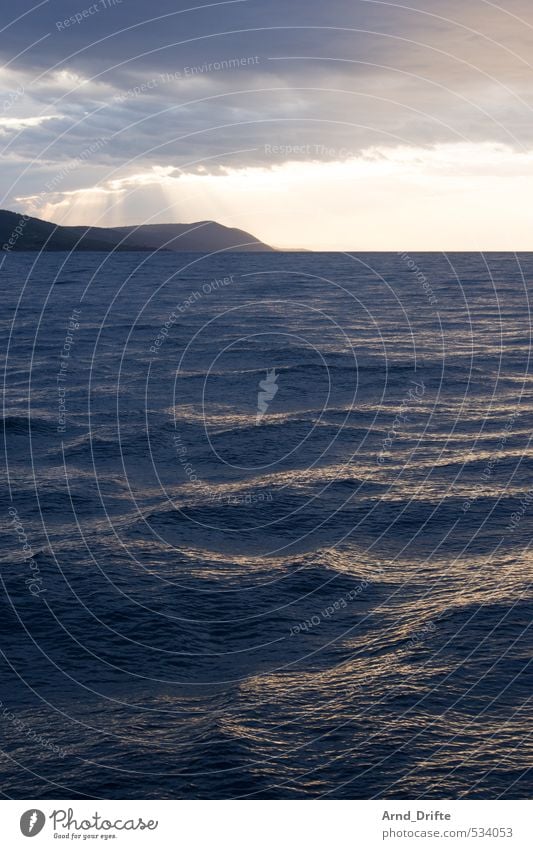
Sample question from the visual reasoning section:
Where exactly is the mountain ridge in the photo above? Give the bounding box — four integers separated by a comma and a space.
0, 210, 273, 253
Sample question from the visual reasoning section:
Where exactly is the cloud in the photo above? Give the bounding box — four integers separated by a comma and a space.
0, 114, 60, 132
2, 0, 533, 245
14, 141, 533, 250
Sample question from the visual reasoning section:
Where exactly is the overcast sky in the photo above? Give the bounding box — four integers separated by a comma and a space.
2, 0, 533, 248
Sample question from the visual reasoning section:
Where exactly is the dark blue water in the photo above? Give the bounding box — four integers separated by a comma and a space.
1, 251, 532, 799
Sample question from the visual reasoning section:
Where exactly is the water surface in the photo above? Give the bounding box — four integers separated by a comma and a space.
1, 251, 532, 798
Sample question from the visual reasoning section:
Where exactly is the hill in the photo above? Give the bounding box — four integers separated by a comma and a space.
0, 211, 273, 253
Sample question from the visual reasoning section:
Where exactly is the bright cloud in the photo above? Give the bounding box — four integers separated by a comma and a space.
14, 142, 533, 250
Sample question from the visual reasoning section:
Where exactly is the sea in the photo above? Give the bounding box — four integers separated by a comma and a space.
1, 250, 532, 799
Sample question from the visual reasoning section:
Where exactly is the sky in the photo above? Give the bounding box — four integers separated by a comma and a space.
1, 0, 533, 249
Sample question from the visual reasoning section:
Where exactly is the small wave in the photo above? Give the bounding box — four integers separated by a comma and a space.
1, 415, 58, 436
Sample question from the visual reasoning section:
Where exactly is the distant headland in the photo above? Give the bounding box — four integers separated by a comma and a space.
0, 210, 273, 253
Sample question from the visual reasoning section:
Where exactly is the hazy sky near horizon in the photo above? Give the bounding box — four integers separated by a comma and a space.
2, 0, 533, 249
